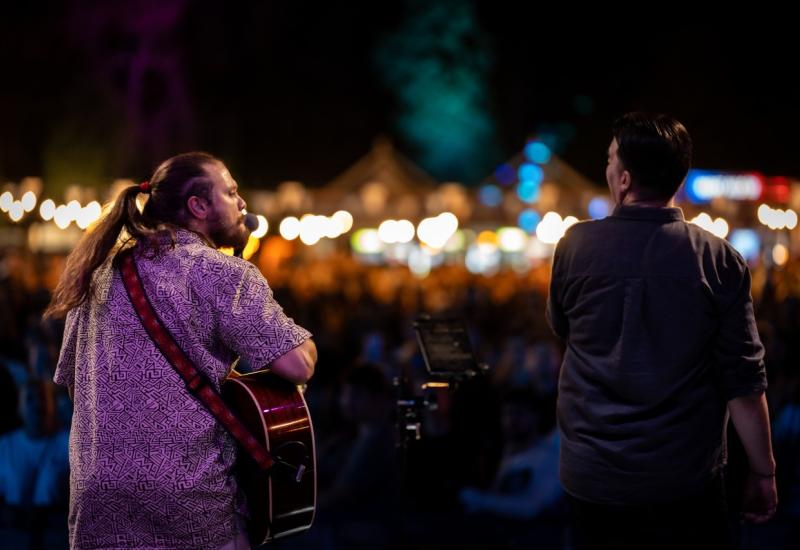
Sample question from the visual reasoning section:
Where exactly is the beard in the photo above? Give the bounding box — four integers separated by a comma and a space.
207, 212, 250, 250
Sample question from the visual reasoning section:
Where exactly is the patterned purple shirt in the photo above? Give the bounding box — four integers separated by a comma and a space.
54, 230, 311, 549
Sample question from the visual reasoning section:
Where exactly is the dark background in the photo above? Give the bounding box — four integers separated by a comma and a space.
1, 2, 798, 190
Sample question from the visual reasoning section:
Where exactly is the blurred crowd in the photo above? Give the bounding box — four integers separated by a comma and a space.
1, 245, 799, 549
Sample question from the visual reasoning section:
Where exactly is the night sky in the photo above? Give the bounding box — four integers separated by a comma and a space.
1, 2, 798, 193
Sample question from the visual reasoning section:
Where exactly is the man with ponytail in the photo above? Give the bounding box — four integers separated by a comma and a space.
46, 152, 316, 549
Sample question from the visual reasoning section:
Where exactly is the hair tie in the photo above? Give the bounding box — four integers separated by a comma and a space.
139, 181, 152, 194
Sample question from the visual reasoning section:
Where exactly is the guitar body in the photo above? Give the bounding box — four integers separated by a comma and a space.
222, 370, 316, 545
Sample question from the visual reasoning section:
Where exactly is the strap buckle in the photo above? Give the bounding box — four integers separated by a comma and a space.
186, 372, 207, 392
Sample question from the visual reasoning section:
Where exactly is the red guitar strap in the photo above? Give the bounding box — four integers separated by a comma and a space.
117, 248, 275, 472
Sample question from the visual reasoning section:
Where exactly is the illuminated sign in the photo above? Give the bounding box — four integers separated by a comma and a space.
729, 229, 761, 262
683, 170, 764, 203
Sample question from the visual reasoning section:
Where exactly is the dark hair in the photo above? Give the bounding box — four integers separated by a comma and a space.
612, 112, 693, 200
44, 152, 219, 319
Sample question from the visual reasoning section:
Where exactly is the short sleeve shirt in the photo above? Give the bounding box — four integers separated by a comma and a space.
54, 230, 311, 549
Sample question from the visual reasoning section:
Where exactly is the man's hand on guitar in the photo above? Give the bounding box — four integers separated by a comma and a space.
270, 339, 317, 384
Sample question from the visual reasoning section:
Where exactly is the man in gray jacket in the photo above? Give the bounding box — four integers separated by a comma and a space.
548, 113, 776, 548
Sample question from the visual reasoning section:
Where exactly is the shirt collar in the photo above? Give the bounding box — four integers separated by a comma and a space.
173, 228, 212, 246
611, 204, 685, 222
141, 228, 213, 249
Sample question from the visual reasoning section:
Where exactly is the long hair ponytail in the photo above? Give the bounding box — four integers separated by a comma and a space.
44, 152, 218, 319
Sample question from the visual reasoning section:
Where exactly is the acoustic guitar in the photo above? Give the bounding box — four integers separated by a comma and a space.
222, 370, 317, 545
